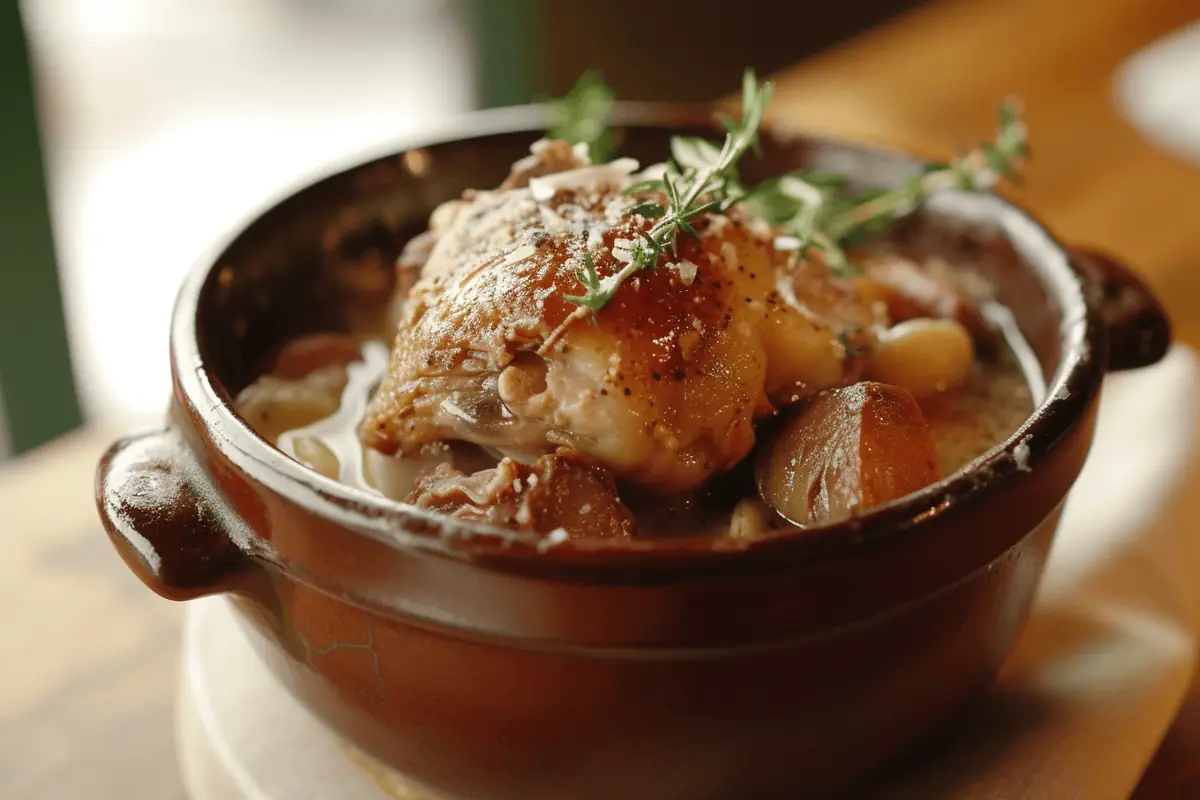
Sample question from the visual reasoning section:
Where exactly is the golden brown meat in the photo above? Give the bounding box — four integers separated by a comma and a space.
856, 251, 997, 352
406, 451, 636, 540
361, 140, 885, 493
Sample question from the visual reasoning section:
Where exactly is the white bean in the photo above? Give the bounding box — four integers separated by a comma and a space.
728, 499, 768, 539
865, 318, 974, 397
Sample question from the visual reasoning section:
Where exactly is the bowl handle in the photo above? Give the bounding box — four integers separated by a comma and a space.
1069, 247, 1172, 371
96, 427, 253, 601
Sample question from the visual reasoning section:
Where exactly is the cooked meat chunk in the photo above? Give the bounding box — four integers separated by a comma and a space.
498, 137, 591, 190
857, 253, 995, 349
406, 451, 636, 539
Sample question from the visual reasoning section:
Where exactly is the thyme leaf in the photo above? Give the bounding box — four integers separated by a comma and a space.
760, 98, 1028, 276
547, 70, 615, 164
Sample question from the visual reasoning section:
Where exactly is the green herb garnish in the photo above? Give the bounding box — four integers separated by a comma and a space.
547, 70, 615, 164
562, 251, 612, 317
562, 69, 773, 314
542, 70, 1027, 321
747, 99, 1028, 275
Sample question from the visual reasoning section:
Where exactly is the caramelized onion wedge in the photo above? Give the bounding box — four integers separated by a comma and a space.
756, 382, 942, 527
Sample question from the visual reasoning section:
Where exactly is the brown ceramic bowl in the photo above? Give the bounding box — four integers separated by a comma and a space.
96, 105, 1171, 799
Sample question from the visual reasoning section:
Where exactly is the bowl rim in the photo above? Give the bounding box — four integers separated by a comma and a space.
170, 101, 1105, 572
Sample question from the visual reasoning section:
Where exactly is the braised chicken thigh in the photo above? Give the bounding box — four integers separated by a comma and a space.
361, 140, 881, 494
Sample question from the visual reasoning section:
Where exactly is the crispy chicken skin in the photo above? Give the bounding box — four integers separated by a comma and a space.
361, 140, 884, 493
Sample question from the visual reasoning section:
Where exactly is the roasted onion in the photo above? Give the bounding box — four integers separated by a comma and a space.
756, 381, 943, 527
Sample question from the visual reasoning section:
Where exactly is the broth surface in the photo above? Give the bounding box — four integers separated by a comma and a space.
923, 303, 1037, 474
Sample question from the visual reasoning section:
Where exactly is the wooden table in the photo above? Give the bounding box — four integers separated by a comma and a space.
4, 0, 1198, 796
0, 428, 186, 798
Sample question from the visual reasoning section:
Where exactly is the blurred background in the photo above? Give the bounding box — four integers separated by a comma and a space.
3, 0, 1199, 462
3, 0, 923, 460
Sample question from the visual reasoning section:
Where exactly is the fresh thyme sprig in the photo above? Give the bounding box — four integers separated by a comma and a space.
562, 69, 774, 314
562, 251, 611, 311
543, 69, 1027, 328
547, 70, 615, 164
750, 99, 1029, 276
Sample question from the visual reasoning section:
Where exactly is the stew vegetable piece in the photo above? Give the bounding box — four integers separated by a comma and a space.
233, 69, 1035, 541
756, 382, 942, 527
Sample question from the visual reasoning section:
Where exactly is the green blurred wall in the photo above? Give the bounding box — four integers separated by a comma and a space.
0, 4, 83, 454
